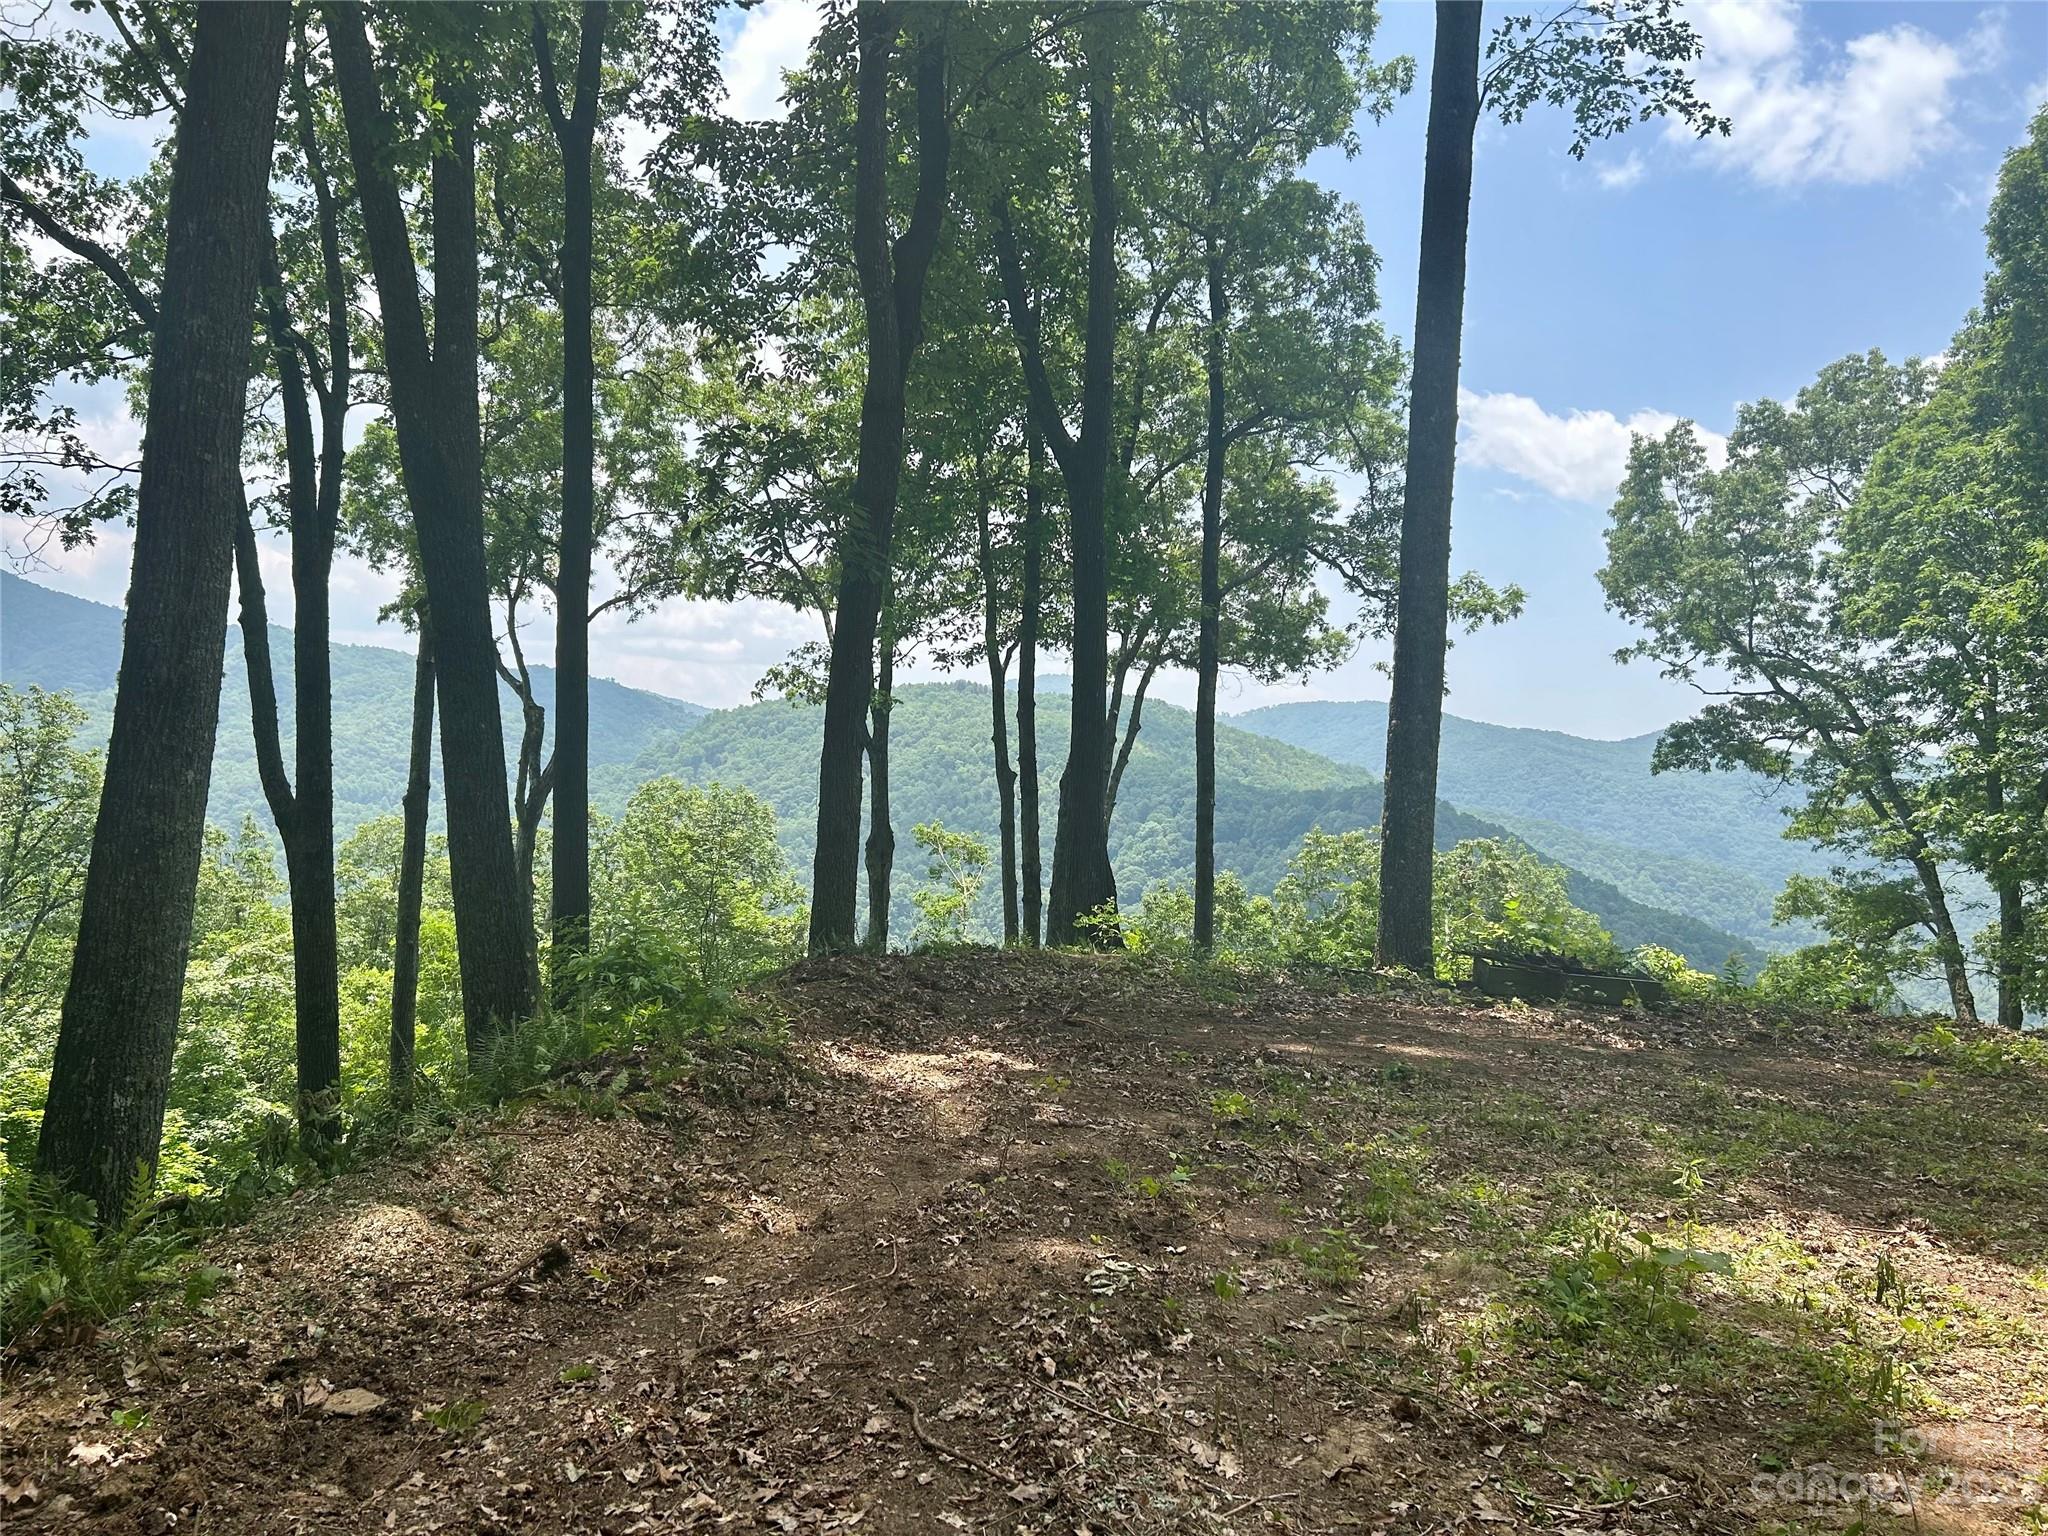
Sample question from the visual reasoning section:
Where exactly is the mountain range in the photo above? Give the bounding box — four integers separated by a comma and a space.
2, 571, 1803, 968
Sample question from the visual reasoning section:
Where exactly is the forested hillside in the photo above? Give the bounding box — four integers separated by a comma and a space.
1233, 699, 1815, 883
2, 574, 1752, 968
0, 573, 706, 834
606, 681, 1755, 965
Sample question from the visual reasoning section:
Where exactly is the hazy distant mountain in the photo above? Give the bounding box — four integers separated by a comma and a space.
1229, 698, 1826, 955
2, 573, 1755, 967
0, 571, 707, 834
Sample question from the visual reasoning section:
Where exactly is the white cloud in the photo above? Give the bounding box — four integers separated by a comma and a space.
721, 0, 822, 122
1682, 0, 1991, 187
1594, 151, 1647, 191
1458, 389, 1728, 506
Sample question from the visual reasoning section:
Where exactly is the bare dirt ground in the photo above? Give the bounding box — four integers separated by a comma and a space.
5, 952, 2047, 1535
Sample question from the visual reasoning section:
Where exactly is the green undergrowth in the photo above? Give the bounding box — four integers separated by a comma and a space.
0, 928, 782, 1354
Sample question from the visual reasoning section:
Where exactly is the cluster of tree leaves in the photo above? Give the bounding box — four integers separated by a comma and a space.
1600, 110, 2048, 1028
1, 749, 805, 1198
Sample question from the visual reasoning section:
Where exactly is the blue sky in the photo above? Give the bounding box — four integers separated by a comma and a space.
1308, 0, 2047, 737
6, 0, 2044, 738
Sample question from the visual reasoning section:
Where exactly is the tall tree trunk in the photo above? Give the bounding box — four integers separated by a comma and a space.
1018, 426, 1045, 948
1906, 851, 1980, 1025
863, 624, 896, 954
391, 629, 436, 1111
1104, 654, 1158, 835
1377, 0, 1482, 976
1194, 238, 1227, 951
536, 5, 606, 977
979, 496, 1019, 943
35, 3, 288, 1219
230, 490, 340, 1153
233, 220, 345, 1154
808, 2, 950, 954
997, 16, 1120, 946
1996, 880, 2025, 1030
328, 4, 536, 1049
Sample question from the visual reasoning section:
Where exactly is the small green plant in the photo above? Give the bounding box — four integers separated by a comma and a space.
1906, 1024, 2048, 1077
0, 1171, 200, 1351
908, 822, 990, 947
1534, 1227, 1731, 1339
425, 1396, 489, 1433
1211, 1270, 1244, 1300
1275, 1229, 1366, 1287
109, 1405, 152, 1433
558, 1362, 596, 1384
1209, 1089, 1254, 1123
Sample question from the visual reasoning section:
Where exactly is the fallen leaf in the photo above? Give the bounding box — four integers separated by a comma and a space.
322, 1389, 387, 1418
67, 1442, 114, 1467
0, 1478, 40, 1507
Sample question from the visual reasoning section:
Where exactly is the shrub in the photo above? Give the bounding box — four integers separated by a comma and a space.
0, 1172, 215, 1351
909, 821, 990, 947
1754, 941, 1897, 1013
1632, 945, 1716, 1002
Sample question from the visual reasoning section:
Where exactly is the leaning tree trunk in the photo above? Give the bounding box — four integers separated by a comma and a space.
537, 4, 606, 976
1377, 0, 1482, 976
1194, 238, 1227, 951
862, 625, 896, 954
808, 2, 949, 954
1907, 850, 1981, 1026
391, 630, 436, 1111
1018, 427, 1045, 948
35, 2, 288, 1220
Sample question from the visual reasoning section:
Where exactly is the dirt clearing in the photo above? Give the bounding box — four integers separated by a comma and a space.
4, 952, 2046, 1534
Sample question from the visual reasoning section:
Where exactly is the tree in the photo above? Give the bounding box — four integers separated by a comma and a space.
1377, 0, 1723, 973
599, 779, 806, 989
0, 687, 101, 1013
991, 7, 1125, 944
1154, 2, 1410, 951
909, 821, 991, 946
34, 2, 289, 1219
532, 1, 608, 979
326, 1, 537, 1048
808, 1, 952, 955
1, 10, 358, 1153
1600, 354, 1983, 1022
391, 632, 437, 1108
1841, 116, 2048, 1027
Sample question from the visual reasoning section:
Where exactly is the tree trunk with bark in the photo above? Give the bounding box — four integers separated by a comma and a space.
1018, 427, 1045, 948
535, 5, 606, 978
863, 620, 896, 953
391, 629, 435, 1111
1194, 238, 1227, 951
808, 2, 950, 954
328, 3, 536, 1049
1377, 0, 1482, 975
994, 18, 1121, 946
978, 495, 1019, 942
35, 3, 288, 1219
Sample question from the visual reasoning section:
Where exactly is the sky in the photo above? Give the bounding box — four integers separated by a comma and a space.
4, 0, 2044, 740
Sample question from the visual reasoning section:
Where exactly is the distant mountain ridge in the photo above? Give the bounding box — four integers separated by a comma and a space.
1229, 698, 1825, 955
2, 573, 1755, 967
0, 571, 707, 833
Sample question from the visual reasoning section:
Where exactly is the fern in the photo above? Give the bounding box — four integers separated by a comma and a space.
0, 1169, 194, 1351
